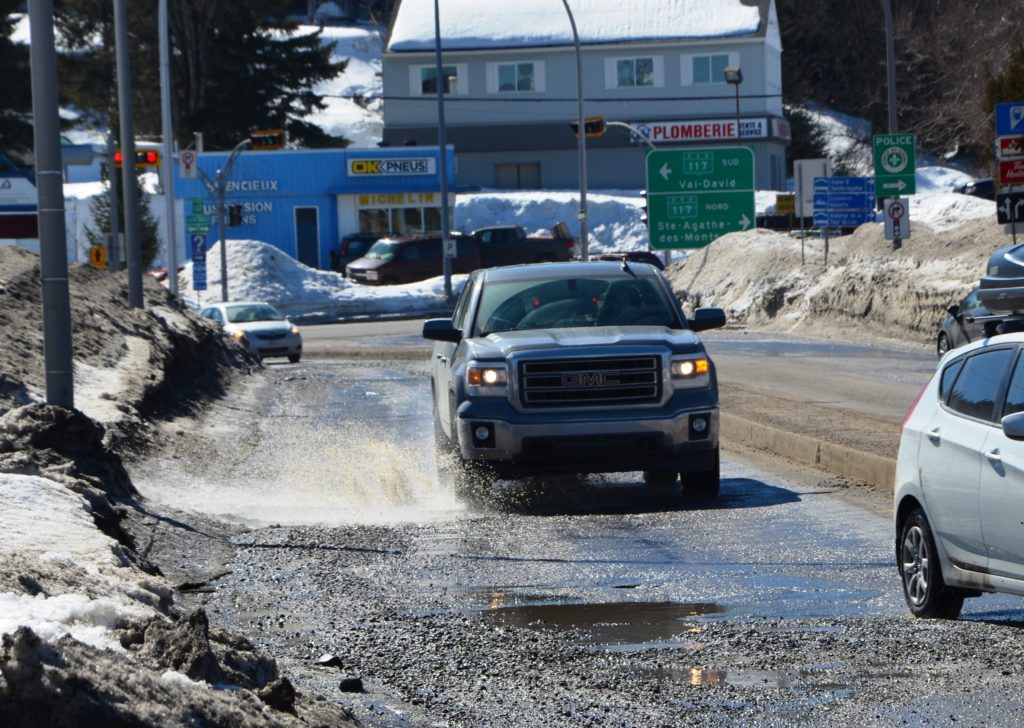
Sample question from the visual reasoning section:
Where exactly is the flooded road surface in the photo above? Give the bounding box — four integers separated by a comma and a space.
136, 357, 1024, 727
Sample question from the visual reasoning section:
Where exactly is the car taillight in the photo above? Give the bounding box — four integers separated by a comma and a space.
900, 383, 928, 435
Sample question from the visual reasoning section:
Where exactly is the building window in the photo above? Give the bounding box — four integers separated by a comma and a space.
420, 65, 458, 94
691, 54, 730, 84
498, 62, 535, 92
605, 56, 662, 89
487, 61, 545, 93
616, 57, 654, 87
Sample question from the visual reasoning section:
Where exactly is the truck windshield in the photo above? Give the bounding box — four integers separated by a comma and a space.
474, 276, 679, 335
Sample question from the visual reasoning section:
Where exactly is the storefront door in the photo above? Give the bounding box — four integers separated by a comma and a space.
295, 207, 319, 268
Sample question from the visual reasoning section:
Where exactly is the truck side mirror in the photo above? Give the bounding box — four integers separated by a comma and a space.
423, 318, 462, 343
689, 307, 726, 332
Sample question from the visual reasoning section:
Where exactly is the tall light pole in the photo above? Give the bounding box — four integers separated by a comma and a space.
724, 67, 743, 145
560, 0, 589, 259
433, 0, 453, 299
159, 0, 179, 295
28, 0, 74, 408
114, 0, 143, 308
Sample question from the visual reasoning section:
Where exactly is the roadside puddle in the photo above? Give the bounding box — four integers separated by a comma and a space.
479, 600, 730, 650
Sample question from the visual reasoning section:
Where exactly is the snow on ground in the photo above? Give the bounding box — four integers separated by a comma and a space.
388, 0, 762, 50
0, 474, 164, 652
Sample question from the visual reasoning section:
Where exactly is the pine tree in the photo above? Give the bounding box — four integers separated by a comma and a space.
54, 0, 349, 150
85, 163, 161, 270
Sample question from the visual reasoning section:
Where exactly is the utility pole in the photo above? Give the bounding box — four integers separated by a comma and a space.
561, 0, 589, 260
28, 0, 74, 408
883, 0, 901, 252
433, 0, 452, 299
159, 0, 179, 295
114, 0, 143, 307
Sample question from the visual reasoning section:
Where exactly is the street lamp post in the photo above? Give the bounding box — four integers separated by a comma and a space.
433, 0, 453, 300
724, 67, 743, 145
195, 138, 252, 302
560, 0, 589, 260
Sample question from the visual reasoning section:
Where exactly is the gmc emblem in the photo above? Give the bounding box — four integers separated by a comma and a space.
563, 372, 618, 386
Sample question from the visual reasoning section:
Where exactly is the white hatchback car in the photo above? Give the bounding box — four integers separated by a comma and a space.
895, 332, 1024, 618
200, 301, 302, 363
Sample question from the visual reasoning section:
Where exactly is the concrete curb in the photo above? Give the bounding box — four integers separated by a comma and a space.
721, 412, 896, 492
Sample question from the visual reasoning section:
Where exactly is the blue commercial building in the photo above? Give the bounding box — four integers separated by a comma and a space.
174, 146, 457, 270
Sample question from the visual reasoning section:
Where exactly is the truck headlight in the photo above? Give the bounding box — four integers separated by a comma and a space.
670, 355, 710, 389
466, 362, 509, 397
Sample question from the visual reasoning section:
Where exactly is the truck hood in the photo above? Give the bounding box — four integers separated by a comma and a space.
465, 327, 704, 358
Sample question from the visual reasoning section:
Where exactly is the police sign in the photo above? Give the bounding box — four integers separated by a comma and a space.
347, 157, 436, 176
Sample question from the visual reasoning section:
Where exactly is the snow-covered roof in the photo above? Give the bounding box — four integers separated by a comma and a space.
386, 0, 768, 52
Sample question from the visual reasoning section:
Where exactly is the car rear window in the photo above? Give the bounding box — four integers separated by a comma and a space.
939, 358, 964, 403
947, 348, 1014, 421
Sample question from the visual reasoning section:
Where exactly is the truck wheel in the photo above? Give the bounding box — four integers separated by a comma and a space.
682, 448, 720, 501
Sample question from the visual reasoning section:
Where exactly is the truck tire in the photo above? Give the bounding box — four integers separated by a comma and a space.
681, 448, 720, 501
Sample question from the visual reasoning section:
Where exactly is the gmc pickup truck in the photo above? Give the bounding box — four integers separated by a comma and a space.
423, 260, 726, 501
466, 224, 577, 267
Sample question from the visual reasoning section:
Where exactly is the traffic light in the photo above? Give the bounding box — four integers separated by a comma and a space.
250, 129, 286, 150
570, 116, 606, 139
228, 204, 243, 227
114, 149, 161, 168
640, 190, 648, 227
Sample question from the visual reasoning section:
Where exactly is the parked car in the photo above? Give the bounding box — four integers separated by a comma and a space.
953, 177, 996, 200
937, 287, 990, 357
332, 232, 383, 273
200, 301, 302, 363
593, 250, 666, 270
345, 233, 481, 285
423, 260, 726, 501
894, 332, 1024, 618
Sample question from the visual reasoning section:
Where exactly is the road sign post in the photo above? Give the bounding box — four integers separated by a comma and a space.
874, 133, 916, 251
191, 233, 207, 292
180, 149, 197, 179
884, 198, 909, 241
873, 134, 917, 196
644, 147, 755, 250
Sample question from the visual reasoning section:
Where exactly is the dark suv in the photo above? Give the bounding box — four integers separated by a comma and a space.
346, 233, 481, 285
332, 232, 382, 273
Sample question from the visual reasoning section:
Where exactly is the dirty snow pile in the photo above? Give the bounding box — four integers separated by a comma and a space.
664, 216, 1008, 343
0, 248, 353, 725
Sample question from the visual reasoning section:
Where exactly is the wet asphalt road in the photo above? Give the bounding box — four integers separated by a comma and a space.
134, 347, 1024, 726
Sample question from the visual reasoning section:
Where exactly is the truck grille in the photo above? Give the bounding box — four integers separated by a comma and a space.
519, 356, 661, 408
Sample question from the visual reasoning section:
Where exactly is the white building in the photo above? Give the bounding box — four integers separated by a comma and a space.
381, 0, 788, 190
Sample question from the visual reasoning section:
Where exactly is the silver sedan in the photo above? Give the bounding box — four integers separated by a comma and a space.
200, 301, 302, 363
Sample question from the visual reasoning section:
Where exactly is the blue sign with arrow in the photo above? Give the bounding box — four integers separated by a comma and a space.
813, 177, 876, 227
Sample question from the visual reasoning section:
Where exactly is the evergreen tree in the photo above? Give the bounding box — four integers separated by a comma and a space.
0, 0, 33, 161
54, 0, 348, 150
85, 163, 160, 270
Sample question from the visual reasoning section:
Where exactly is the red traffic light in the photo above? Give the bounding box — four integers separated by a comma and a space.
114, 149, 162, 168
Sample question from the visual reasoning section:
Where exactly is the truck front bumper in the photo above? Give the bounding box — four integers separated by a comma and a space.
454, 403, 719, 478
